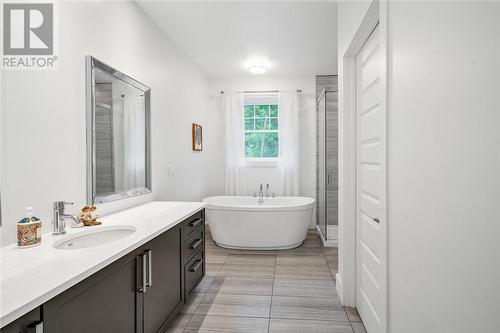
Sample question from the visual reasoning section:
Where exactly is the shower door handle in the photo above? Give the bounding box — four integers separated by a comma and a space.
327, 172, 333, 185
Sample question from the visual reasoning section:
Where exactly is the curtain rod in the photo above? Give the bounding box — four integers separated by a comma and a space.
219, 89, 302, 95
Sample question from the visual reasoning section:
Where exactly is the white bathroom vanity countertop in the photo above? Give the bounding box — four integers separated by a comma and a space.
0, 201, 206, 327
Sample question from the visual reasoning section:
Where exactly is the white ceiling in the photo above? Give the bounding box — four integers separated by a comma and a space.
137, 1, 338, 79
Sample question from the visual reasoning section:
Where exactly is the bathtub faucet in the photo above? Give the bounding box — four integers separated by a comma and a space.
258, 184, 264, 204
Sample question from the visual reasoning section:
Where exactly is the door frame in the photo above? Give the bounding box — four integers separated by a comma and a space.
338, 0, 388, 331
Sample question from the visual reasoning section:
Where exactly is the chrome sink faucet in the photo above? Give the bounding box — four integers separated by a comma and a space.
266, 184, 270, 197
53, 201, 80, 235
258, 184, 264, 204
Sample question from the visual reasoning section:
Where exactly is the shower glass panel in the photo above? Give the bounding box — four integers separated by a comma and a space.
317, 95, 326, 238
316, 90, 338, 242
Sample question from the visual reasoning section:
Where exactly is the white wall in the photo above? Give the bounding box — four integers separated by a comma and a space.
0, 1, 224, 245
0, 67, 3, 241
211, 76, 317, 226
386, 2, 500, 332
338, 1, 500, 331
338, 1, 372, 59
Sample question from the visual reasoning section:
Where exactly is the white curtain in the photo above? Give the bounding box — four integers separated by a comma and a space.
223, 92, 247, 195
122, 95, 146, 190
279, 91, 300, 196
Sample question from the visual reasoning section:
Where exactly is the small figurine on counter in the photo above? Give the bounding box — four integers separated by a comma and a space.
80, 205, 102, 226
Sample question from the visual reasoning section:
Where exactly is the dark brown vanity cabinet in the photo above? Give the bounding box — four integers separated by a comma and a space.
143, 224, 183, 333
183, 210, 206, 299
32, 210, 205, 333
43, 249, 141, 333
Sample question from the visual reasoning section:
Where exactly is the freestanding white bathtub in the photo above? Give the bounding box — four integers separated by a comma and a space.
202, 196, 315, 250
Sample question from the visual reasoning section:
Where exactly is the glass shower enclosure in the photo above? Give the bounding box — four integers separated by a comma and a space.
316, 89, 338, 244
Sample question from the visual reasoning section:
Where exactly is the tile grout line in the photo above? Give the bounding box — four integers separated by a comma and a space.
200, 291, 341, 299
347, 319, 356, 333
267, 253, 277, 333
318, 232, 355, 332
183, 313, 354, 322
319, 231, 338, 283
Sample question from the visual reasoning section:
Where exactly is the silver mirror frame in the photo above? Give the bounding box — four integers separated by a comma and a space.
86, 56, 151, 204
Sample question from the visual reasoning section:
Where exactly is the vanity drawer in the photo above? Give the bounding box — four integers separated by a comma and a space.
184, 226, 204, 261
184, 210, 204, 237
184, 249, 205, 297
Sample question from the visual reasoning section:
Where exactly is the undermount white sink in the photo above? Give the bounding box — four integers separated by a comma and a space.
53, 225, 137, 250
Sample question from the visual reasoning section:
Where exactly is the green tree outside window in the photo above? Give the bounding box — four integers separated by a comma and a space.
244, 104, 279, 158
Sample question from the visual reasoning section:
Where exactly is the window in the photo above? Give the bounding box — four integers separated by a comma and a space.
244, 103, 279, 158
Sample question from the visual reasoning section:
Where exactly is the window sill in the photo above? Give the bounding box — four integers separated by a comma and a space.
244, 159, 280, 167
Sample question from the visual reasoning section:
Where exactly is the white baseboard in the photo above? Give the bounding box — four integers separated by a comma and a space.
336, 273, 343, 303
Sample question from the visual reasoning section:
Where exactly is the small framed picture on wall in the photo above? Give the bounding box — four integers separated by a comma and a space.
192, 123, 203, 151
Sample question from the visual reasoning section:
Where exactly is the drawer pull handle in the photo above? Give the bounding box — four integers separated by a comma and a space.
189, 218, 203, 228
190, 259, 204, 272
190, 239, 203, 250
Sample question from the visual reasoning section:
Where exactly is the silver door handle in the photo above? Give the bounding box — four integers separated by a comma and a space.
139, 253, 147, 293
373, 218, 380, 223
27, 320, 43, 333
35, 321, 43, 333
146, 249, 152, 288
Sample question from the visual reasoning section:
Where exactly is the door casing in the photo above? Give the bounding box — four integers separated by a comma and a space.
337, 0, 389, 332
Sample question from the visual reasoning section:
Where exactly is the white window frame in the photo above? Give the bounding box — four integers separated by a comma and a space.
243, 93, 280, 166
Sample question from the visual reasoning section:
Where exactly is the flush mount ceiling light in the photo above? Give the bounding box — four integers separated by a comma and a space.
247, 62, 268, 74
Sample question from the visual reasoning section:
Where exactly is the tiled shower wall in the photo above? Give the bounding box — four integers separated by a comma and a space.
95, 83, 115, 195
316, 76, 338, 230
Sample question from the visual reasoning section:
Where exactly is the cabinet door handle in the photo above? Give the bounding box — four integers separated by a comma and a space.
35, 321, 43, 333
139, 253, 147, 293
189, 218, 202, 228
189, 259, 204, 272
190, 239, 203, 250
27, 320, 43, 333
146, 249, 153, 288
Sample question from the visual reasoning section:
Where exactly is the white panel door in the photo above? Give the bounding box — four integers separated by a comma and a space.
355, 24, 387, 333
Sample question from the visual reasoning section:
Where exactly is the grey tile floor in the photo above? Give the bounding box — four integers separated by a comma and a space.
167, 229, 366, 333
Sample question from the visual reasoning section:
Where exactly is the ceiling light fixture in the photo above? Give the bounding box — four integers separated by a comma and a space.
247, 62, 268, 74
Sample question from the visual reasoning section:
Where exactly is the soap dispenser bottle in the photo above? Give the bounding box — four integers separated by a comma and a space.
17, 207, 42, 248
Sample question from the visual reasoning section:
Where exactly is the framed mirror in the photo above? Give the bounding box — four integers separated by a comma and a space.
86, 56, 151, 204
